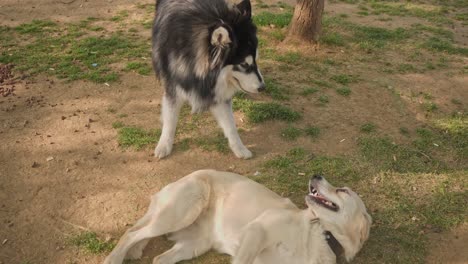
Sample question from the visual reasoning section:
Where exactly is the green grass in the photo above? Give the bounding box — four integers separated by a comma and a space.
336, 86, 352, 96
233, 98, 301, 123
195, 133, 229, 153
304, 126, 321, 139
301, 87, 319, 96
321, 32, 346, 46
69, 232, 115, 254
264, 77, 290, 100
125, 61, 152, 75
253, 11, 293, 28
281, 126, 302, 141
331, 74, 359, 85
112, 121, 124, 129
358, 136, 444, 173
0, 21, 150, 83
360, 123, 377, 133
422, 37, 468, 56
368, 2, 452, 25
15, 20, 57, 34
318, 95, 329, 104
117, 126, 161, 150
422, 102, 438, 112
274, 51, 302, 64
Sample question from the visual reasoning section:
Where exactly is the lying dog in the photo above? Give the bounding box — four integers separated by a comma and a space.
152, 0, 265, 159
104, 170, 371, 264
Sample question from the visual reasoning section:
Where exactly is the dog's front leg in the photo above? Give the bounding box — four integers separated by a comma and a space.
211, 101, 252, 159
155, 94, 182, 158
232, 223, 266, 264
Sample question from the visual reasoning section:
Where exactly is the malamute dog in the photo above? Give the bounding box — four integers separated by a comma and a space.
104, 170, 372, 264
152, 0, 265, 159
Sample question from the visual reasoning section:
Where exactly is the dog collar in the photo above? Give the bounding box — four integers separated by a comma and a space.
324, 231, 344, 261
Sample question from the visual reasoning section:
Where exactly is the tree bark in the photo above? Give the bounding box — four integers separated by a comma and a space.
285, 0, 325, 44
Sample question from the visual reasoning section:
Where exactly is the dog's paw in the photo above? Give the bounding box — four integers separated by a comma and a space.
154, 142, 173, 159
231, 144, 253, 159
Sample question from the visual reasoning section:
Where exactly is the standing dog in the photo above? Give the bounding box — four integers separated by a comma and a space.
152, 0, 265, 159
104, 170, 372, 264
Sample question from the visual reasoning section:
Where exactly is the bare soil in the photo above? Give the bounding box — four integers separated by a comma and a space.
0, 1, 466, 264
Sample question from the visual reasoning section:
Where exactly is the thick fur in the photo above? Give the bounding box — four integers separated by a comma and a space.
104, 170, 372, 264
152, 0, 264, 159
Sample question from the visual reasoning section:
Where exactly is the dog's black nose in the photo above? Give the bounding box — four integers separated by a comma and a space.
257, 83, 266, 92
312, 175, 323, 181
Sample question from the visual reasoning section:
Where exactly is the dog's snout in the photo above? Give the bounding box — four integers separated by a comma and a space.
257, 83, 266, 92
312, 175, 323, 181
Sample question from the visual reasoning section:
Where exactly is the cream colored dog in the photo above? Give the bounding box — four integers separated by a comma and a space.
104, 170, 371, 264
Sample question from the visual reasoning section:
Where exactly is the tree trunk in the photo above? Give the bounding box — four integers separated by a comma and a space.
285, 0, 325, 45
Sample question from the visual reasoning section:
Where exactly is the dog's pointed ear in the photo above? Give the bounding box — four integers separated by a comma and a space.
236, 0, 252, 19
211, 26, 231, 47
210, 26, 231, 69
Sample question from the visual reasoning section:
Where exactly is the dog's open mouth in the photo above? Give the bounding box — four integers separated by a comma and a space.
309, 185, 339, 211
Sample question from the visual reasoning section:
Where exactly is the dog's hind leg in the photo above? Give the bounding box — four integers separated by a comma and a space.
153, 239, 211, 264
155, 94, 182, 158
104, 177, 210, 264
211, 101, 252, 159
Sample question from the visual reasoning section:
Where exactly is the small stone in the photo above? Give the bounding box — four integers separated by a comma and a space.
32, 162, 40, 168
2, 239, 8, 245
46, 156, 54, 162
61, 116, 66, 120
253, 171, 260, 176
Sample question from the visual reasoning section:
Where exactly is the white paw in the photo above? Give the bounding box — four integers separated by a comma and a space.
154, 141, 173, 159
231, 144, 253, 159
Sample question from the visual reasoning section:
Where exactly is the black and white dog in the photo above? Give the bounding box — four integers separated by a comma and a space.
152, 0, 265, 159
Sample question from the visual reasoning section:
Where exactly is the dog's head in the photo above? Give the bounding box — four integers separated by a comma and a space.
209, 0, 265, 93
305, 175, 372, 262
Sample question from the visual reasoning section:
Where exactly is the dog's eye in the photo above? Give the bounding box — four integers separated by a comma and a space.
240, 62, 249, 68
336, 188, 349, 195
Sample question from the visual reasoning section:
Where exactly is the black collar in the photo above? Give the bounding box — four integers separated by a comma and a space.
324, 231, 345, 261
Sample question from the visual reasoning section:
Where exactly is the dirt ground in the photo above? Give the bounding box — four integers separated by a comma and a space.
0, 0, 467, 264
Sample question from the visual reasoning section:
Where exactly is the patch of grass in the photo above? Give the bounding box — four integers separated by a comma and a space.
368, 2, 452, 25
360, 123, 377, 133
233, 98, 301, 123
397, 63, 418, 73
195, 133, 229, 153
301, 87, 319, 96
304, 126, 320, 139
264, 78, 289, 100
274, 51, 302, 64
331, 74, 358, 85
112, 121, 124, 129
422, 102, 438, 112
281, 126, 302, 141
69, 232, 115, 254
358, 136, 443, 173
353, 26, 409, 51
311, 79, 334, 89
321, 32, 346, 46
125, 61, 152, 75
433, 114, 468, 159
117, 126, 161, 150
253, 11, 293, 28
336, 86, 351, 96
0, 23, 150, 83
110, 10, 129, 22
318, 95, 329, 104
411, 24, 454, 40
15, 20, 57, 34
422, 37, 468, 56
